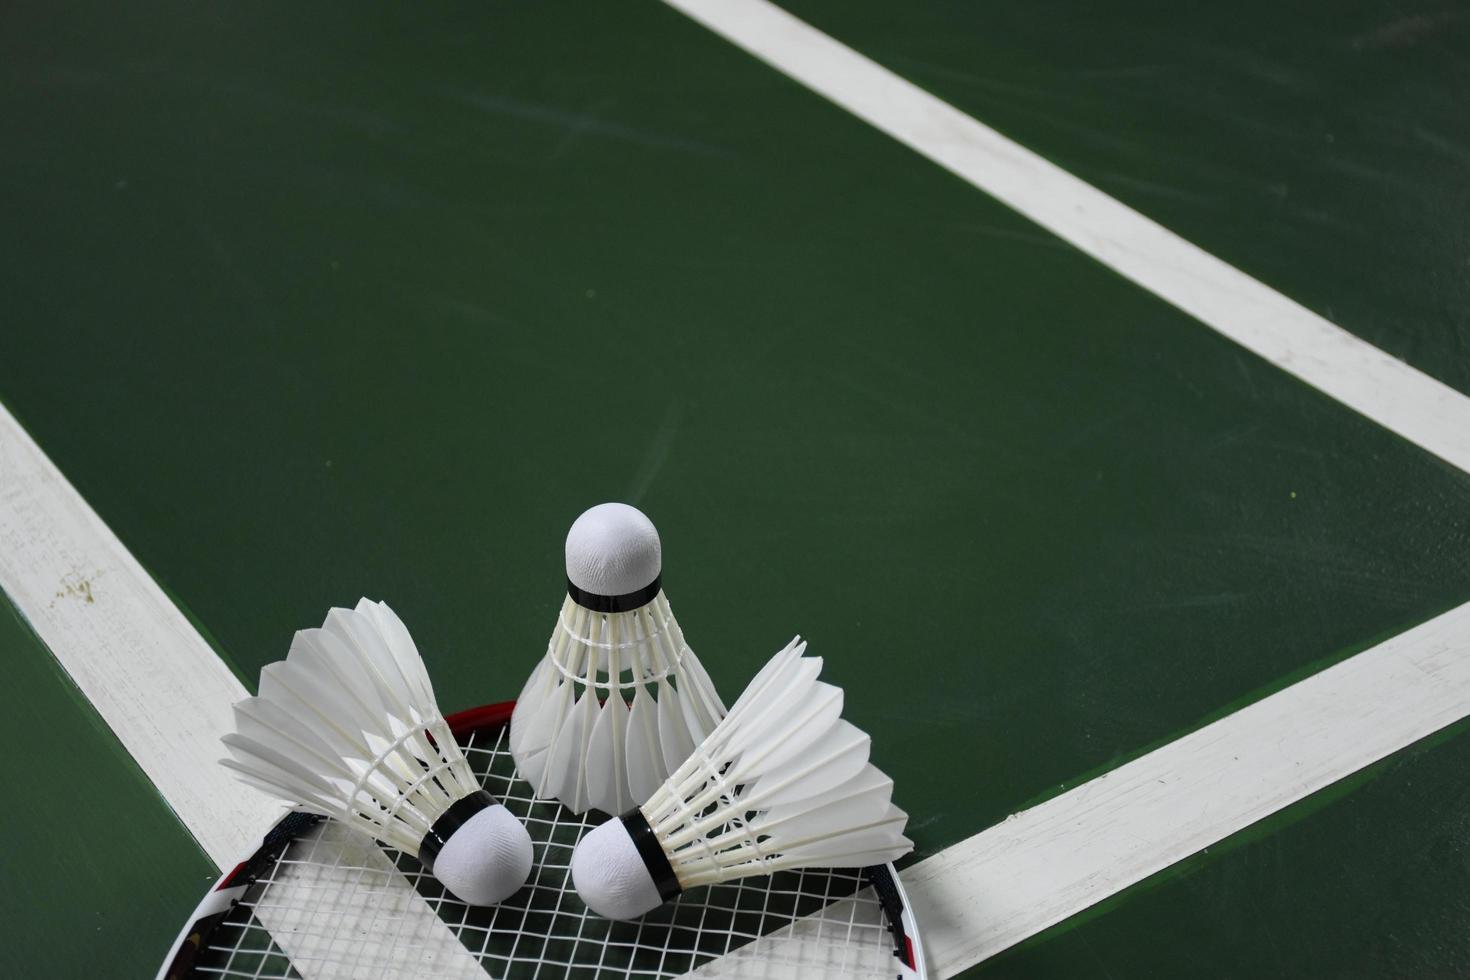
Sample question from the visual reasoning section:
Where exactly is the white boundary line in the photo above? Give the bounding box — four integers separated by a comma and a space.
0, 400, 270, 867
662, 0, 1470, 476
899, 601, 1470, 974
0, 401, 484, 980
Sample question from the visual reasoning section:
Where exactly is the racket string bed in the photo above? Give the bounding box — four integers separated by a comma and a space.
186, 718, 914, 979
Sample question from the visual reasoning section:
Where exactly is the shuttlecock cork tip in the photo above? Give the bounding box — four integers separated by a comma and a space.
565, 503, 662, 609
571, 815, 673, 920
422, 800, 534, 905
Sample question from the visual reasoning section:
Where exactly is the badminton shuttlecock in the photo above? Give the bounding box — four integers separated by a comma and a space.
569, 636, 912, 919
221, 599, 534, 905
510, 502, 727, 815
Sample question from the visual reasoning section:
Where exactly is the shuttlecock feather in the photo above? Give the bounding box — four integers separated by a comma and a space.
221, 599, 533, 905
511, 503, 726, 815
570, 636, 911, 919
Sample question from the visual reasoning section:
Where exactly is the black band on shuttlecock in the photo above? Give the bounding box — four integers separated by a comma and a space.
621, 810, 682, 903
567, 574, 661, 614
418, 789, 495, 875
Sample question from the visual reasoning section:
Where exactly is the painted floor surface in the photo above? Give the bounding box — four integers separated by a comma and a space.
1, 1, 1468, 977
780, 0, 1470, 397
0, 598, 216, 979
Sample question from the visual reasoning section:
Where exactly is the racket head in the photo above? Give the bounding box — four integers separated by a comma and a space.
159, 700, 926, 979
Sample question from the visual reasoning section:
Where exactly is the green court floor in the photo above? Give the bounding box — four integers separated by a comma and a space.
2, 2, 1468, 977
780, 0, 1470, 396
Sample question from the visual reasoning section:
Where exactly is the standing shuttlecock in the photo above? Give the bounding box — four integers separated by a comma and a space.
510, 503, 727, 816
222, 599, 534, 905
569, 636, 912, 919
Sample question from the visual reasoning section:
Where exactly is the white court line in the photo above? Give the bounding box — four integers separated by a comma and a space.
0, 401, 484, 980
662, 0, 1470, 477
898, 602, 1470, 974
0, 400, 270, 867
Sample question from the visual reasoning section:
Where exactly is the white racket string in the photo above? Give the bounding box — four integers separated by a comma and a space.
188, 722, 919, 979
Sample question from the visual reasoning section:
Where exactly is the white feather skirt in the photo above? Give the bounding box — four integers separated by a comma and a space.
509, 591, 726, 815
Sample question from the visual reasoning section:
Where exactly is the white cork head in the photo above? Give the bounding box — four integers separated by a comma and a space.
564, 503, 662, 599
570, 817, 666, 920
431, 804, 534, 906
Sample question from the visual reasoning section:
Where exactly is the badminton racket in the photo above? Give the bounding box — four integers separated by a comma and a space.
158, 700, 927, 979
